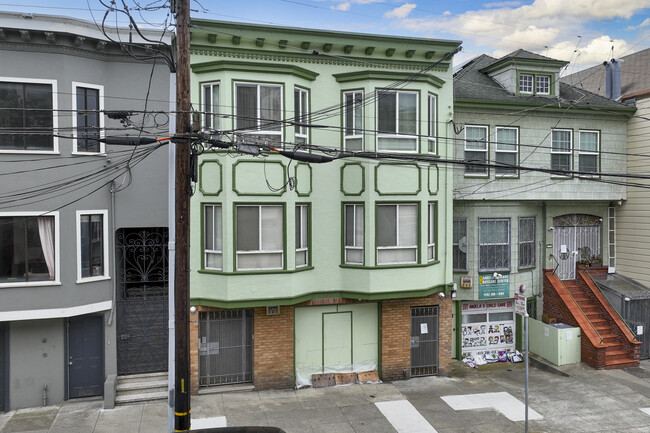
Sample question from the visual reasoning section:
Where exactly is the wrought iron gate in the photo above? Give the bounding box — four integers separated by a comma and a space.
199, 310, 253, 386
116, 228, 168, 375
553, 214, 601, 280
410, 306, 439, 377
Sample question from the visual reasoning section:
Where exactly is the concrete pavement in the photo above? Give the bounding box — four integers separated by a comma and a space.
1, 359, 649, 433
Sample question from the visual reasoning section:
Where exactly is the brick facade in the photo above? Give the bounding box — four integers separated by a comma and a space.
252, 306, 295, 390
381, 295, 452, 381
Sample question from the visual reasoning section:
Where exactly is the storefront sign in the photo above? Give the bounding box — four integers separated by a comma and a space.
460, 276, 472, 288
514, 293, 527, 316
478, 273, 509, 299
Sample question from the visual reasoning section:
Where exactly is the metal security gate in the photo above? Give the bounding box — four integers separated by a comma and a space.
410, 306, 439, 377
116, 228, 168, 375
199, 310, 253, 386
553, 214, 601, 280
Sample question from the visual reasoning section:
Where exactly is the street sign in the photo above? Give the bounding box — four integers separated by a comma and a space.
515, 293, 527, 317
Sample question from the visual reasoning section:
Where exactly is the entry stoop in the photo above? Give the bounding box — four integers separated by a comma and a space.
115, 372, 168, 405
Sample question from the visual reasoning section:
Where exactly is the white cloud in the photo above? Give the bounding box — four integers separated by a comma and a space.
546, 35, 634, 64
483, 1, 522, 8
331, 2, 351, 11
384, 3, 417, 19
626, 17, 650, 30
443, 10, 451, 16
520, 0, 650, 20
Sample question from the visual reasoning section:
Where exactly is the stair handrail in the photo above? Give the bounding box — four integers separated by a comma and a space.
549, 254, 560, 276
581, 269, 640, 344
547, 271, 604, 345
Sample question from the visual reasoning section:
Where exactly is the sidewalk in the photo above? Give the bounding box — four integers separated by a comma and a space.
1, 359, 649, 433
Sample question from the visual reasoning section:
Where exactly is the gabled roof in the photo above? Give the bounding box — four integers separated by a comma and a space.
454, 53, 630, 109
562, 48, 650, 99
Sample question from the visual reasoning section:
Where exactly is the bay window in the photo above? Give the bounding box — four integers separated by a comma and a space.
236, 205, 283, 270
344, 203, 364, 264
343, 91, 363, 151
235, 83, 282, 146
377, 203, 417, 265
295, 204, 309, 268
73, 83, 103, 153
204, 204, 222, 270
377, 90, 418, 152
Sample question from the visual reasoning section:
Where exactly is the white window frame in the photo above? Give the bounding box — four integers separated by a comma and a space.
376, 90, 419, 153
234, 82, 283, 146
202, 82, 219, 131
235, 204, 284, 271
519, 74, 533, 94
294, 87, 309, 145
76, 210, 109, 283
518, 216, 536, 270
427, 202, 436, 262
203, 204, 222, 271
536, 75, 551, 95
0, 77, 59, 154
344, 203, 364, 265
72, 82, 105, 155
551, 129, 573, 176
295, 204, 309, 268
464, 125, 488, 176
578, 130, 600, 177
495, 126, 518, 177
376, 203, 418, 265
0, 211, 60, 287
427, 94, 437, 154
343, 90, 364, 151
479, 218, 511, 272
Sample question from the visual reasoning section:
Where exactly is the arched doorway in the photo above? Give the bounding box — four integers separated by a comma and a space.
552, 214, 601, 280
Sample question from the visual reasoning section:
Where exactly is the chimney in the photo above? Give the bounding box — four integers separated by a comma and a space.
605, 59, 622, 100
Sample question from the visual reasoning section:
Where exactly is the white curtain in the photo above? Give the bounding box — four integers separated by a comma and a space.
37, 216, 55, 279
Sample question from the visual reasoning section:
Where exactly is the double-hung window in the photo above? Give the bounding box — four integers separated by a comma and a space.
204, 204, 222, 270
73, 83, 103, 154
377, 90, 418, 152
536, 75, 550, 95
343, 91, 363, 151
235, 83, 282, 146
453, 218, 468, 271
479, 218, 510, 272
0, 79, 56, 152
76, 210, 108, 281
464, 125, 488, 176
427, 203, 436, 262
519, 74, 533, 94
377, 203, 417, 265
344, 204, 364, 264
578, 130, 599, 176
495, 127, 518, 177
0, 212, 58, 284
294, 88, 309, 145
236, 205, 283, 270
518, 217, 535, 269
295, 204, 309, 268
202, 82, 219, 130
427, 94, 437, 154
551, 129, 572, 175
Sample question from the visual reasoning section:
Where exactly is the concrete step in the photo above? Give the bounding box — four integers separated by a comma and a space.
117, 372, 168, 384
115, 391, 167, 405
116, 379, 167, 396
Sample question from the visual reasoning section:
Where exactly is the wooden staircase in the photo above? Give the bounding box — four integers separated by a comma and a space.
544, 270, 641, 370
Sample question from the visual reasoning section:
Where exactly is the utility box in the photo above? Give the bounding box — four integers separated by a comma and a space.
529, 319, 581, 366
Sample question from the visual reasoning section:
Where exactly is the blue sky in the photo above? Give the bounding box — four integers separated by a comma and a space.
2, 0, 650, 69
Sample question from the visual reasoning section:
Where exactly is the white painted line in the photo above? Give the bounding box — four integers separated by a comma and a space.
375, 400, 437, 433
641, 408, 650, 416
441, 392, 543, 422
192, 416, 227, 429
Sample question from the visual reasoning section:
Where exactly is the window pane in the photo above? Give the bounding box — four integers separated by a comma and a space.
496, 128, 517, 151
465, 127, 487, 149
552, 154, 570, 171
260, 86, 281, 130
378, 92, 396, 134
206, 252, 222, 269
261, 206, 283, 250
0, 216, 55, 282
580, 131, 598, 152
377, 205, 397, 247
579, 154, 598, 173
378, 136, 417, 151
398, 93, 416, 135
237, 206, 259, 251
204, 206, 214, 250
398, 204, 417, 246
236, 84, 257, 130
552, 130, 571, 151
355, 205, 364, 246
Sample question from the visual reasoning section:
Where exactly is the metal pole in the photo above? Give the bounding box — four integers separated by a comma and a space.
173, 0, 191, 430
525, 313, 529, 433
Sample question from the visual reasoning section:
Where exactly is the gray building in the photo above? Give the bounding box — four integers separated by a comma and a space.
0, 12, 171, 410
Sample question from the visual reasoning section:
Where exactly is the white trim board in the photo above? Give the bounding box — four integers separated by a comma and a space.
0, 300, 112, 321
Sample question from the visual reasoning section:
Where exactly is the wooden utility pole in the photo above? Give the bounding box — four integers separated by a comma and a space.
173, 0, 191, 431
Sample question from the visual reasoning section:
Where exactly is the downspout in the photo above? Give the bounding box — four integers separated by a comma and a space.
107, 180, 117, 326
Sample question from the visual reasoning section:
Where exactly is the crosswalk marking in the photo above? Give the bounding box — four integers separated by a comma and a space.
441, 392, 543, 422
192, 416, 227, 429
375, 400, 437, 433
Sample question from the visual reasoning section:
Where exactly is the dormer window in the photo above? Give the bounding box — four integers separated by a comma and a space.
519, 74, 533, 94
536, 75, 550, 95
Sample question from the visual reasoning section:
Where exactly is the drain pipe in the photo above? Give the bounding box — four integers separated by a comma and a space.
107, 180, 117, 326
42, 384, 48, 407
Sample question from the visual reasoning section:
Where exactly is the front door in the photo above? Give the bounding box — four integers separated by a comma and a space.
410, 306, 439, 377
67, 316, 104, 399
553, 214, 601, 280
0, 323, 7, 412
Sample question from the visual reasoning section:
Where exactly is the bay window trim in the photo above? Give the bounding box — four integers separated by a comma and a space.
342, 89, 364, 151
71, 81, 105, 155
76, 209, 109, 283
201, 81, 220, 131
376, 89, 419, 153
294, 87, 309, 145
295, 203, 309, 268
427, 93, 437, 154
344, 202, 364, 265
0, 77, 59, 154
376, 202, 419, 265
203, 203, 223, 271
234, 81, 284, 147
235, 203, 285, 271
